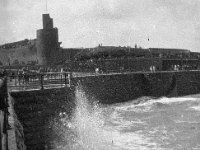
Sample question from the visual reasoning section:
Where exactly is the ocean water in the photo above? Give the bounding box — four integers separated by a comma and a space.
51, 87, 200, 150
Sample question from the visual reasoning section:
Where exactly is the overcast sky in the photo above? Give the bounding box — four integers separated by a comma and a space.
0, 0, 200, 51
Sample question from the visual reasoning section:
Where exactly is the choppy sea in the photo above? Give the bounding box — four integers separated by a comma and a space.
51, 87, 200, 150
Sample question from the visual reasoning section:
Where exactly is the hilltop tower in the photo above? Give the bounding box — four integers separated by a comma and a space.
36, 14, 59, 65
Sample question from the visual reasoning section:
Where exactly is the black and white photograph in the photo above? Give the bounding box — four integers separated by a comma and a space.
1, 0, 200, 149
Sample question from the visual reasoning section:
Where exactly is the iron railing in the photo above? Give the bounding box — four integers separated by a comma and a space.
7, 72, 72, 91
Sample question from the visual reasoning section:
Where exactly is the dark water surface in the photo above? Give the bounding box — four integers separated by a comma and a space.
51, 88, 200, 150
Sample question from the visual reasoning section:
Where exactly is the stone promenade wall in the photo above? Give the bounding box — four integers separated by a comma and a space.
10, 87, 74, 150
73, 71, 200, 104
9, 70, 200, 149
0, 77, 9, 150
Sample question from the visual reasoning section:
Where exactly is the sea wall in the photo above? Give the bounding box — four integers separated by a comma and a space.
0, 78, 9, 150
10, 87, 74, 150
9, 70, 200, 149
73, 71, 200, 104
176, 71, 200, 95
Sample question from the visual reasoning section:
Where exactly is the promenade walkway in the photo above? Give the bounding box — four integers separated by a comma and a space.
7, 72, 71, 92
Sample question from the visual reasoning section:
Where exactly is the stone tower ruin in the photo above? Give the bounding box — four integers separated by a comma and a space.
36, 14, 59, 65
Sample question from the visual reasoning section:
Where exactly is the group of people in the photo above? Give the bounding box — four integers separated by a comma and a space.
0, 69, 8, 78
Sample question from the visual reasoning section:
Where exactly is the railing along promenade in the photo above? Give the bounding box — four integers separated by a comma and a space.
6, 69, 200, 92
7, 72, 71, 91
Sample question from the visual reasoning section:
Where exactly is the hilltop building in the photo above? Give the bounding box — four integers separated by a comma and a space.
0, 13, 198, 68
0, 14, 83, 66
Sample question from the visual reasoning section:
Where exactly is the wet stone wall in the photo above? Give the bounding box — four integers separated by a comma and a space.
73, 71, 200, 104
9, 71, 200, 149
10, 87, 75, 150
